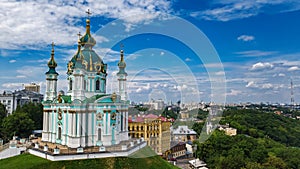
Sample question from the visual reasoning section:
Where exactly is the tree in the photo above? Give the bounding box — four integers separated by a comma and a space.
14, 103, 43, 129
1, 112, 34, 141
0, 103, 7, 139
242, 162, 264, 169
0, 103, 7, 121
263, 156, 288, 169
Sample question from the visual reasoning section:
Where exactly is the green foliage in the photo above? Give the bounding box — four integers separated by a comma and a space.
172, 120, 195, 129
197, 109, 209, 120
194, 131, 299, 169
15, 103, 43, 129
222, 109, 300, 146
0, 103, 43, 142
1, 111, 35, 140
0, 103, 7, 139
134, 105, 149, 112
0, 147, 179, 169
192, 122, 204, 136
162, 107, 178, 119
0, 103, 7, 121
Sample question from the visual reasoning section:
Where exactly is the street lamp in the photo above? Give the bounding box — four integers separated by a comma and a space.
192, 144, 198, 168
192, 144, 197, 158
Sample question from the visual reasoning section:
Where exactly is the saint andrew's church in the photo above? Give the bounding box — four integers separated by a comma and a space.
41, 12, 129, 148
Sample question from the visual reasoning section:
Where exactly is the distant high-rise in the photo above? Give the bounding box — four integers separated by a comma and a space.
25, 83, 40, 93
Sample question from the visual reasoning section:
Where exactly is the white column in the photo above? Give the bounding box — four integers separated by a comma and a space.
45, 112, 48, 131
43, 112, 46, 132
67, 112, 71, 136
121, 111, 126, 131
126, 112, 128, 132
78, 113, 81, 137
71, 113, 74, 136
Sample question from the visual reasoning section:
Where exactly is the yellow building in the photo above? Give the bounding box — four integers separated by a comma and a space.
128, 114, 171, 155
218, 124, 237, 136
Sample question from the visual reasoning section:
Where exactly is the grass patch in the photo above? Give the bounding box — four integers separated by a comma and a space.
0, 147, 179, 169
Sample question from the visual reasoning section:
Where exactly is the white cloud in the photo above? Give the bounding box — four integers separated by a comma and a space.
278, 73, 285, 77
191, 1, 300, 21
185, 57, 191, 62
9, 59, 16, 63
237, 35, 254, 42
246, 81, 258, 88
227, 89, 242, 96
235, 50, 277, 57
16, 75, 26, 78
136, 87, 142, 93
262, 83, 273, 89
215, 71, 225, 76
135, 83, 151, 93
192, 2, 259, 21
288, 66, 300, 71
0, 0, 171, 49
2, 82, 24, 90
250, 62, 273, 71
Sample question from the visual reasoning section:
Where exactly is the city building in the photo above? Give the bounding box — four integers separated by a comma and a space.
14, 89, 43, 106
144, 99, 165, 110
24, 83, 40, 93
0, 91, 17, 115
188, 158, 208, 169
128, 114, 171, 155
0, 90, 43, 115
172, 125, 197, 142
169, 141, 186, 159
41, 13, 130, 148
218, 124, 237, 136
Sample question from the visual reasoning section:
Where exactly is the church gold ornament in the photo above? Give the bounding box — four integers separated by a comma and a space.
111, 112, 116, 120
58, 108, 62, 120
97, 113, 103, 120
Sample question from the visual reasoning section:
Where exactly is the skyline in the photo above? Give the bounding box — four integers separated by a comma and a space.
0, 0, 300, 104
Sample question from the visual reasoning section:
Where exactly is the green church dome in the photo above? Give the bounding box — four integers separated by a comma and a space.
80, 19, 96, 48
46, 43, 58, 75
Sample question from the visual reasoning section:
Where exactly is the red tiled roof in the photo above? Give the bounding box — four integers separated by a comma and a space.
144, 113, 158, 119
159, 116, 167, 122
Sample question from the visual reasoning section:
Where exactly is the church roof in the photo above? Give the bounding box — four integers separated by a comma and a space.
84, 94, 108, 103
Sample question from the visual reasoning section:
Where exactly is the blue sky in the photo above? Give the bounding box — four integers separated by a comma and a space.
0, 0, 300, 104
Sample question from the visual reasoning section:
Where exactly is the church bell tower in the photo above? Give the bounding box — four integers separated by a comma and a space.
45, 42, 58, 101
117, 50, 127, 101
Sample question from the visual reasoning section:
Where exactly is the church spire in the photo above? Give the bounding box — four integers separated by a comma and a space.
80, 9, 96, 49
117, 47, 127, 76
46, 42, 58, 75
85, 9, 91, 34
117, 46, 128, 101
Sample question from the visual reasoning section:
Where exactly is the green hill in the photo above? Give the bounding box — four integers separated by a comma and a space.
222, 109, 300, 146
0, 147, 179, 169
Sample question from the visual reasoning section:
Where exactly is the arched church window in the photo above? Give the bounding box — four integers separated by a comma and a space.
58, 127, 62, 140
96, 79, 100, 90
84, 80, 87, 91
69, 79, 73, 90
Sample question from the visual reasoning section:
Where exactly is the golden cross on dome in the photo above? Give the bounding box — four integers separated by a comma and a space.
51, 42, 55, 49
86, 9, 92, 18
120, 43, 124, 50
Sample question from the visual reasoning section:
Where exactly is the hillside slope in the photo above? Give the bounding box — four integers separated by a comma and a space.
0, 146, 178, 169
